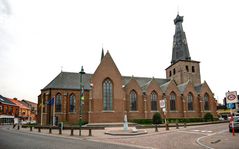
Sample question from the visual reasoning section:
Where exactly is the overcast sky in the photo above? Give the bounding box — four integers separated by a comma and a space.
0, 0, 238, 103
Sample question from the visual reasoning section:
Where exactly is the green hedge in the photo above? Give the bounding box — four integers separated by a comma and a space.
130, 117, 216, 124
129, 119, 152, 124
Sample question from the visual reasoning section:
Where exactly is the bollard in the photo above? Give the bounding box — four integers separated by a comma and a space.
89, 129, 92, 136
17, 125, 20, 130
184, 122, 186, 128
70, 127, 74, 136
176, 122, 179, 129
155, 125, 158, 132
166, 123, 169, 130
38, 127, 41, 132
30, 126, 33, 131
49, 127, 52, 134
59, 127, 62, 135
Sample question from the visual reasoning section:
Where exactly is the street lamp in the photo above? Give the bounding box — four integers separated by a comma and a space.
79, 66, 85, 136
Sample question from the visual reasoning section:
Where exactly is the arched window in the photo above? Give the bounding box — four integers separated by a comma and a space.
188, 93, 193, 111
69, 94, 76, 112
55, 94, 62, 112
151, 91, 158, 111
204, 94, 209, 111
170, 92, 176, 111
103, 79, 113, 110
130, 90, 137, 111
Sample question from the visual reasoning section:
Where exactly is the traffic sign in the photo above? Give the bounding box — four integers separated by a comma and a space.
160, 100, 165, 108
226, 91, 238, 104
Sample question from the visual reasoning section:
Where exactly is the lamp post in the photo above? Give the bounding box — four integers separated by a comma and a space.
79, 66, 85, 136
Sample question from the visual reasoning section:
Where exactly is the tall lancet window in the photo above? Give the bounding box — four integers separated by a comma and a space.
204, 94, 209, 111
170, 92, 176, 111
103, 79, 113, 110
151, 91, 158, 111
69, 94, 76, 112
188, 93, 193, 111
130, 90, 137, 111
55, 94, 62, 112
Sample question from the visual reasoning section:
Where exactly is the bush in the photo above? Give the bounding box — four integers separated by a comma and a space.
152, 112, 162, 124
204, 113, 214, 122
129, 119, 152, 125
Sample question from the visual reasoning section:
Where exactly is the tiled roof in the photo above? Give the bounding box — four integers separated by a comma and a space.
0, 95, 16, 106
8, 98, 30, 110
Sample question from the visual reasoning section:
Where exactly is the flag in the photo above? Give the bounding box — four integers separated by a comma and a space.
47, 97, 54, 105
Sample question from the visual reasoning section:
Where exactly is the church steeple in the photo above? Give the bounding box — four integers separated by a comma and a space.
171, 14, 191, 64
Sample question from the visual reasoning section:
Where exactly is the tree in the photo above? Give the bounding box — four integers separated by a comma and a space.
152, 112, 162, 132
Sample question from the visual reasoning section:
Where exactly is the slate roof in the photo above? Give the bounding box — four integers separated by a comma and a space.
0, 95, 16, 106
122, 76, 169, 92
171, 14, 191, 64
43, 72, 170, 92
195, 84, 203, 93
43, 71, 205, 94
177, 80, 190, 94
43, 72, 92, 90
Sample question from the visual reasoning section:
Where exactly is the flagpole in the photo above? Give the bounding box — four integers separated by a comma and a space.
53, 96, 55, 126
40, 96, 43, 126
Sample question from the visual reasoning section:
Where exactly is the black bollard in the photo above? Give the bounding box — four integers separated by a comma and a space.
176, 122, 179, 129
17, 125, 20, 130
70, 127, 74, 136
59, 127, 62, 135
155, 125, 158, 132
89, 129, 92, 136
49, 127, 52, 134
38, 127, 41, 132
166, 123, 169, 130
30, 126, 32, 131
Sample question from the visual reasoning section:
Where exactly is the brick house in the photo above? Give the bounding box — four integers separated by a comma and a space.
0, 95, 19, 124
38, 14, 217, 125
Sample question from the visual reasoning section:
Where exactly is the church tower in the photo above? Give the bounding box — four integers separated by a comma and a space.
166, 14, 201, 85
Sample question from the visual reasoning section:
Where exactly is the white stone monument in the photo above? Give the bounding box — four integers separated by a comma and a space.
123, 114, 128, 131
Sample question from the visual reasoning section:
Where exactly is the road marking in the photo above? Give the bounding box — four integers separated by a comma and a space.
196, 129, 228, 149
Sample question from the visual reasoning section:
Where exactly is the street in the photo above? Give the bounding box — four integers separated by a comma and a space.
88, 123, 239, 149
0, 126, 138, 149
0, 123, 238, 149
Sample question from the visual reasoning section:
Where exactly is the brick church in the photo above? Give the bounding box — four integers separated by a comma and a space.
38, 14, 217, 124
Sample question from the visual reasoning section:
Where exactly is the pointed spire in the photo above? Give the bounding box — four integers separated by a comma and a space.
101, 47, 104, 62
171, 14, 191, 64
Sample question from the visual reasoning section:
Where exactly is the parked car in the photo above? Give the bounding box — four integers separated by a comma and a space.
229, 116, 239, 132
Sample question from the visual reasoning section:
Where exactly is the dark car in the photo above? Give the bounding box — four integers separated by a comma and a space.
229, 116, 239, 132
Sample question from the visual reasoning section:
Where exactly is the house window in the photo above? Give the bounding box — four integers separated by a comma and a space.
186, 65, 189, 72
170, 92, 176, 111
103, 79, 113, 110
192, 66, 195, 73
169, 71, 172, 77
188, 93, 193, 111
173, 68, 176, 75
55, 94, 62, 112
0, 105, 2, 112
204, 94, 209, 111
69, 94, 76, 112
130, 90, 137, 111
151, 91, 158, 111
